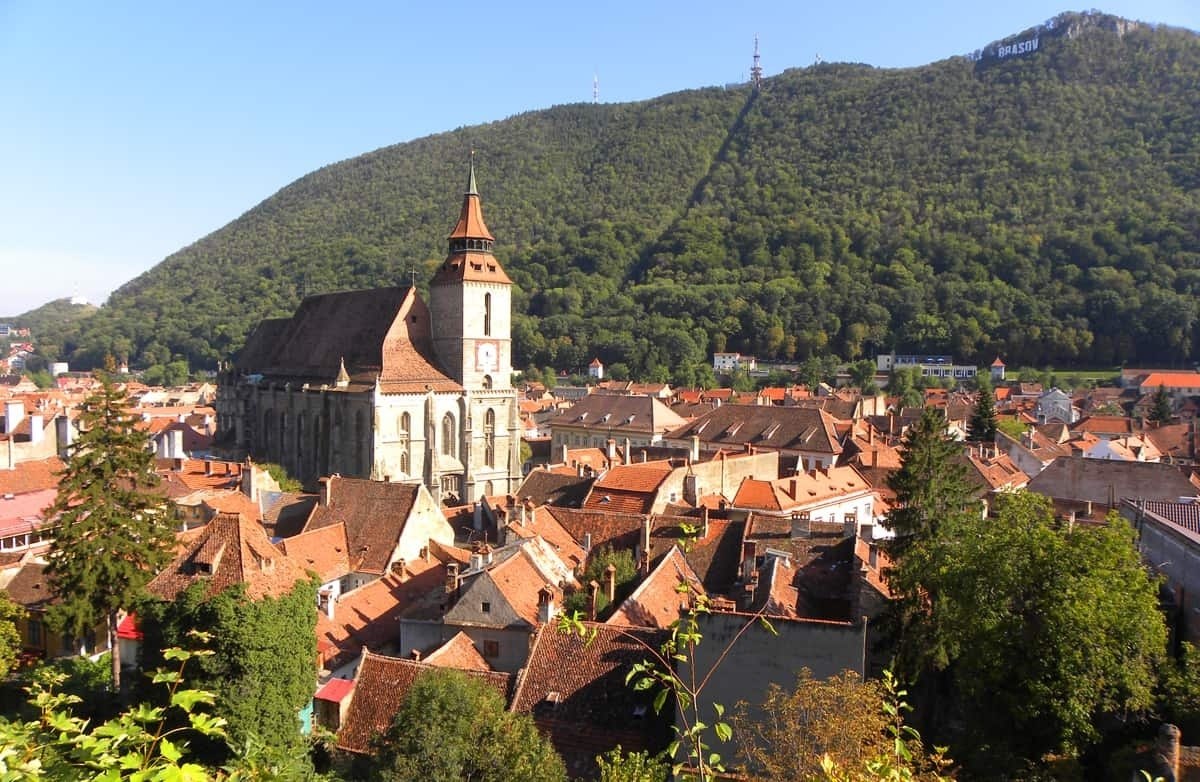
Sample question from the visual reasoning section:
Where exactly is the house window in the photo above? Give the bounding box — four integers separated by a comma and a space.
483, 640, 500, 658
28, 619, 42, 646
481, 601, 491, 613
399, 412, 410, 436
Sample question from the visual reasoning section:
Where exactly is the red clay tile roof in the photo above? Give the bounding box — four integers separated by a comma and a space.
279, 522, 351, 582
316, 560, 447, 668
422, 630, 493, 671
303, 477, 421, 575
510, 623, 672, 779
200, 490, 262, 522
0, 458, 62, 495
555, 395, 687, 436
1141, 500, 1200, 534
4, 560, 53, 610
240, 287, 460, 393
607, 547, 703, 628
429, 251, 512, 286
545, 507, 645, 554
146, 513, 310, 601
337, 649, 512, 754
1072, 415, 1136, 436
506, 508, 587, 571
1142, 372, 1200, 389
651, 518, 745, 594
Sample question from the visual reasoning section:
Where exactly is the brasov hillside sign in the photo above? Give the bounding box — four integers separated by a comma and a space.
996, 37, 1039, 58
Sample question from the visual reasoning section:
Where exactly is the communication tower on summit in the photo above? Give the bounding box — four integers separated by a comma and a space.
593, 73, 599, 104
750, 34, 763, 90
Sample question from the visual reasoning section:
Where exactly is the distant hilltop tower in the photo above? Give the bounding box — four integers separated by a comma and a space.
593, 73, 599, 104
751, 34, 763, 90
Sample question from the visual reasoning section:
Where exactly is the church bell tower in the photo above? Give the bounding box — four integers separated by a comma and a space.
428, 159, 513, 391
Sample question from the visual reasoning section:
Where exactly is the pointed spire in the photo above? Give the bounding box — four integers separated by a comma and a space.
335, 357, 350, 388
466, 151, 478, 195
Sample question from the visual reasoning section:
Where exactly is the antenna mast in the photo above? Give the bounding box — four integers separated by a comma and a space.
751, 34, 763, 90
593, 73, 599, 104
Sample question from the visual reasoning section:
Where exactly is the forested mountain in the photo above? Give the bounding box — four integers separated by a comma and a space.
42, 12, 1200, 384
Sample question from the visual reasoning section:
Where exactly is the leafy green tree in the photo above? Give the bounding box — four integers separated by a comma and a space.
0, 592, 22, 679
924, 494, 1165, 767
44, 372, 174, 692
596, 746, 670, 782
1150, 384, 1173, 425
887, 368, 924, 410
139, 579, 318, 760
967, 385, 998, 442
372, 668, 566, 782
848, 360, 878, 391
0, 642, 231, 780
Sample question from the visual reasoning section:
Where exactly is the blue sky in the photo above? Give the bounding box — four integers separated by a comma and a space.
1, 1, 1197, 317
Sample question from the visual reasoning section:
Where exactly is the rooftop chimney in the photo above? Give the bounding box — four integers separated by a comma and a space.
28, 413, 43, 444
2, 400, 24, 434
319, 476, 333, 507
445, 563, 460, 596
690, 435, 701, 463
606, 438, 617, 462
624, 438, 632, 466
588, 580, 600, 621
537, 585, 558, 624
604, 563, 617, 604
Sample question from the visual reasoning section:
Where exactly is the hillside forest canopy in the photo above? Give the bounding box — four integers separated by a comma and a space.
31, 12, 1200, 384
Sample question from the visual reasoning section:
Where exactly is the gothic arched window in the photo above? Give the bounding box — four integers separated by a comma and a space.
442, 413, 455, 457
484, 293, 492, 336
484, 408, 496, 468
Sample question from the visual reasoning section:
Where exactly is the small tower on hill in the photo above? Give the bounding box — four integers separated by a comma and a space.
751, 35, 763, 90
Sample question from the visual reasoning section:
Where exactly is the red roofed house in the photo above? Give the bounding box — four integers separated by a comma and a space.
1140, 372, 1200, 399
218, 162, 523, 504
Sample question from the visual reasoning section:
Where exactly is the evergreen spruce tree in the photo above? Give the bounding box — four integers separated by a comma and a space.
967, 383, 998, 442
1150, 384, 1173, 425
882, 406, 978, 674
44, 368, 173, 691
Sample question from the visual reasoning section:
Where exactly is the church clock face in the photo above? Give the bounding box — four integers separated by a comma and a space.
476, 341, 498, 372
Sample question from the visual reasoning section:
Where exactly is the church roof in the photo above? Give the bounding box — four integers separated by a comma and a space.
238, 286, 461, 393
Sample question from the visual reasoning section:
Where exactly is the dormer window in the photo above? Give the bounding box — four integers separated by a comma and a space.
481, 601, 491, 613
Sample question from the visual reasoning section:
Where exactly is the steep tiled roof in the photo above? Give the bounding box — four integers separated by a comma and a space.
513, 469, 595, 508
146, 513, 309, 601
1027, 457, 1199, 505
303, 477, 420, 575
4, 561, 53, 609
316, 558, 446, 668
279, 522, 351, 582
200, 490, 262, 522
240, 287, 460, 392
1140, 500, 1200, 534
1146, 423, 1197, 462
1142, 372, 1200, 389
553, 395, 686, 436
582, 462, 673, 514
423, 630, 493, 671
261, 492, 318, 538
0, 457, 63, 495
337, 650, 512, 754
1072, 415, 1136, 436
607, 547, 703, 628
545, 507, 645, 554
506, 508, 587, 571
511, 623, 672, 780
732, 467, 872, 513
484, 548, 558, 626
667, 406, 842, 455
651, 518, 745, 594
